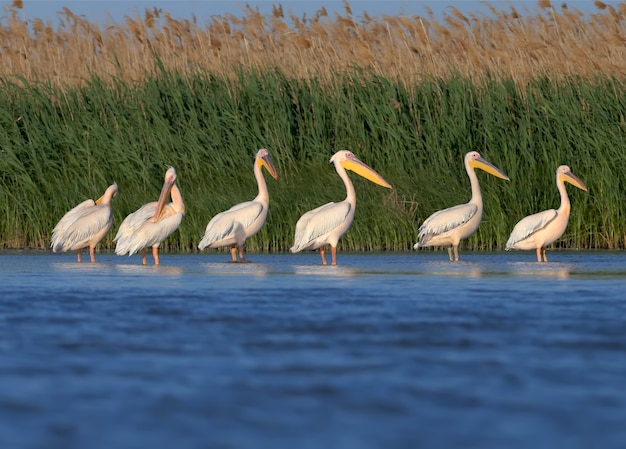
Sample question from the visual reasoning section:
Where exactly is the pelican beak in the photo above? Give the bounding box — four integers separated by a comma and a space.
258, 153, 278, 180
471, 157, 510, 181
342, 155, 393, 189
563, 171, 588, 192
153, 174, 175, 222
95, 195, 104, 205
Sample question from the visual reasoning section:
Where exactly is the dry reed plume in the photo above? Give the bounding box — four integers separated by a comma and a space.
0, 0, 625, 88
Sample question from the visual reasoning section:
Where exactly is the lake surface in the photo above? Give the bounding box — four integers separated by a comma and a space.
1, 250, 625, 449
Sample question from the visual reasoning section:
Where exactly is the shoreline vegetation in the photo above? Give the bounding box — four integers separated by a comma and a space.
0, 1, 625, 253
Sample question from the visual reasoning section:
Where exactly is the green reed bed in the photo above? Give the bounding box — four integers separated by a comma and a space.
0, 69, 624, 253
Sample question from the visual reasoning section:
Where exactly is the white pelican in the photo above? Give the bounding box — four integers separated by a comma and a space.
51, 183, 118, 263
114, 167, 185, 265
414, 151, 509, 261
198, 148, 278, 262
290, 150, 392, 265
506, 165, 588, 262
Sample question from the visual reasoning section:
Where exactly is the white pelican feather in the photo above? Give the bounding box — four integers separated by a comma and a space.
291, 202, 351, 252
114, 167, 184, 265
414, 151, 509, 261
290, 150, 392, 265
51, 183, 118, 262
506, 210, 557, 246
198, 149, 278, 262
506, 165, 587, 262
418, 203, 477, 245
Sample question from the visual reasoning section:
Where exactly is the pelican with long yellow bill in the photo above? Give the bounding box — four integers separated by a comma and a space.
290, 150, 392, 265
51, 182, 118, 262
415, 151, 509, 261
114, 167, 185, 265
506, 165, 587, 262
198, 148, 279, 262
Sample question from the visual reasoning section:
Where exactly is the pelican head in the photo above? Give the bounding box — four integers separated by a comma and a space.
558, 165, 588, 192
256, 148, 278, 180
153, 167, 177, 221
331, 150, 393, 189
95, 183, 118, 205
466, 151, 510, 181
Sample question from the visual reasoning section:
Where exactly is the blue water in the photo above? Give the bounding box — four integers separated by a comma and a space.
1, 250, 625, 449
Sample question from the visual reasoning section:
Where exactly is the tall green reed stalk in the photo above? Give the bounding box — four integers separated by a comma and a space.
0, 69, 624, 253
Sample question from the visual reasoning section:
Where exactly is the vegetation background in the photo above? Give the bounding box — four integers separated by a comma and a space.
0, 0, 624, 255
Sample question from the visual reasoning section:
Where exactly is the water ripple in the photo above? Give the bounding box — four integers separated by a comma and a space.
1, 251, 626, 449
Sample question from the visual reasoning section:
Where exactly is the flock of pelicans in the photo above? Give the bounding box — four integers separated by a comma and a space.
50, 149, 588, 265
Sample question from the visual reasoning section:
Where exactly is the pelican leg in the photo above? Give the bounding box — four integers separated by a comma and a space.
541, 247, 548, 263
238, 245, 249, 263
331, 246, 337, 266
536, 247, 542, 263
153, 246, 160, 265
320, 248, 327, 265
230, 246, 237, 262
453, 245, 460, 262
447, 247, 453, 261
76, 249, 82, 263
89, 247, 96, 263
141, 248, 147, 265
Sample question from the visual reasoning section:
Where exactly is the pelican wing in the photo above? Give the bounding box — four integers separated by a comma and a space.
51, 202, 113, 252
291, 201, 351, 252
141, 213, 184, 248
114, 210, 183, 256
114, 202, 158, 256
506, 209, 557, 248
198, 201, 263, 249
51, 199, 96, 244
53, 206, 112, 252
114, 202, 158, 242
418, 203, 478, 244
